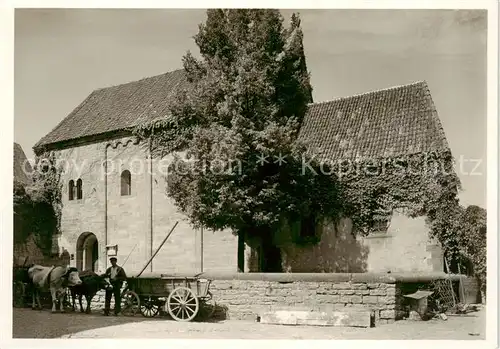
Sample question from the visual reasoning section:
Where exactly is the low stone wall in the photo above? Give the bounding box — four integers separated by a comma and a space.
204, 273, 398, 325
72, 272, 462, 326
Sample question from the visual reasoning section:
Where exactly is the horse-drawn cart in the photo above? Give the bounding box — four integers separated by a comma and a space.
121, 273, 216, 321
118, 222, 216, 322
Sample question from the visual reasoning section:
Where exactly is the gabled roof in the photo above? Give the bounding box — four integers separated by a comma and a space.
34, 69, 187, 151
298, 81, 450, 162
34, 70, 450, 162
14, 143, 33, 185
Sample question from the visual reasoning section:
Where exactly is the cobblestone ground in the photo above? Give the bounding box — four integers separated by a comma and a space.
12, 307, 485, 340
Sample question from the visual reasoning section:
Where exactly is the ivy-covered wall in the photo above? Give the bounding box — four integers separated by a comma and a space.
13, 150, 74, 267
13, 151, 64, 258
248, 212, 443, 273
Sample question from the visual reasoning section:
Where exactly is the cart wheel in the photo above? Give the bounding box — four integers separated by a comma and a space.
140, 297, 160, 318
13, 282, 25, 308
167, 286, 199, 322
198, 291, 216, 320
121, 290, 140, 316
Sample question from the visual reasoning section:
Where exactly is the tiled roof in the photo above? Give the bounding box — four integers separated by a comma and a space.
34, 70, 450, 162
34, 69, 187, 150
14, 143, 33, 185
298, 81, 450, 162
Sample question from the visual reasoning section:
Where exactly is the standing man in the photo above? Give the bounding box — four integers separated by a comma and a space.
104, 257, 127, 316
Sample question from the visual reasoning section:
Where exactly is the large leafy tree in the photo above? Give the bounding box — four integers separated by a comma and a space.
428, 197, 487, 297
134, 10, 479, 277
135, 10, 345, 271
458, 205, 487, 295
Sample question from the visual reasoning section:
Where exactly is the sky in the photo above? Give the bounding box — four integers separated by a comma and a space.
14, 9, 487, 207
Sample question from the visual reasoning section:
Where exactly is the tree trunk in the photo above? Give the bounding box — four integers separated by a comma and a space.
237, 230, 245, 272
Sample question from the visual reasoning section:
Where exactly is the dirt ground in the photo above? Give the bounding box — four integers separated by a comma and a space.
12, 306, 486, 340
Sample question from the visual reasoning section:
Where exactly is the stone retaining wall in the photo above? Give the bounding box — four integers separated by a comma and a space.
73, 272, 462, 326
209, 279, 398, 324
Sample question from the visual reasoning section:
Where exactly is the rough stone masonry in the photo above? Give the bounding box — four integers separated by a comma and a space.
82, 273, 405, 326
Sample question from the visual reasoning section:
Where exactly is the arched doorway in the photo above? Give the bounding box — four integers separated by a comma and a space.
76, 232, 99, 272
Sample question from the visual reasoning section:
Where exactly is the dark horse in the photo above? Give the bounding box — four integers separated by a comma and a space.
69, 270, 113, 313
13, 262, 34, 307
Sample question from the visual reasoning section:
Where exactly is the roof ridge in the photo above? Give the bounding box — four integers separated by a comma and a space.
308, 80, 428, 107
93, 68, 185, 92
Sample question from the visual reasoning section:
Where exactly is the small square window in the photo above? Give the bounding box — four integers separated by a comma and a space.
372, 219, 390, 233
371, 210, 392, 234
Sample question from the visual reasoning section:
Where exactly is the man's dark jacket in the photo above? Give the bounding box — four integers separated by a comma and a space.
104, 265, 127, 288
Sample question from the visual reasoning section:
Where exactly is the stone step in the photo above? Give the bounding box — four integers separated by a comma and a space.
259, 310, 372, 328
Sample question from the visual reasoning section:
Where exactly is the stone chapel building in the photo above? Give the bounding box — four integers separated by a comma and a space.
33, 69, 452, 275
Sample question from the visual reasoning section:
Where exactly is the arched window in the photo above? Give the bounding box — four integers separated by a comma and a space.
76, 178, 83, 200
121, 170, 131, 196
69, 180, 75, 201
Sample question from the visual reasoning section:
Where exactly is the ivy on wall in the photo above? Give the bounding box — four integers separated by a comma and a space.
332, 150, 460, 237
333, 149, 485, 291
13, 152, 63, 255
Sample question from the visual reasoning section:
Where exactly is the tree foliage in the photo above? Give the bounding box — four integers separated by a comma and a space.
135, 10, 345, 240
457, 205, 487, 293
13, 152, 62, 255
13, 180, 33, 244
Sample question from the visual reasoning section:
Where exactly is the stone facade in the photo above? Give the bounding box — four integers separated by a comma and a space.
53, 136, 237, 275
49, 134, 443, 275
279, 215, 443, 273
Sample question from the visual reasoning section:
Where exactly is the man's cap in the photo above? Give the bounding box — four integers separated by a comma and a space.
109, 257, 117, 261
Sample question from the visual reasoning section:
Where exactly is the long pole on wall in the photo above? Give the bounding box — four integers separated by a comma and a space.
104, 143, 109, 271
148, 140, 153, 272
137, 221, 179, 277
200, 226, 203, 273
